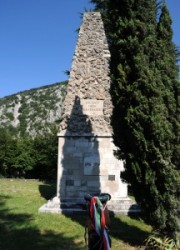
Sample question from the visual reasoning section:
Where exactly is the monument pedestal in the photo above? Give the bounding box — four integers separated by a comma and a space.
39, 134, 140, 215
56, 134, 128, 201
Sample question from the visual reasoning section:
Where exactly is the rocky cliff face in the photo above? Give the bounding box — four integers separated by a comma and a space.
0, 82, 67, 136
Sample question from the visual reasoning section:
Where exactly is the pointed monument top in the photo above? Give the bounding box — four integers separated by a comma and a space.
59, 12, 112, 136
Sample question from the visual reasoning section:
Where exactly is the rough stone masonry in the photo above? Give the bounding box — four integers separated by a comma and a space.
39, 12, 138, 214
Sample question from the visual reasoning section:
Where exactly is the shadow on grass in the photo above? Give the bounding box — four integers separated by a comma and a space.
109, 213, 150, 246
0, 195, 85, 250
37, 181, 150, 247
65, 211, 150, 248
39, 182, 56, 200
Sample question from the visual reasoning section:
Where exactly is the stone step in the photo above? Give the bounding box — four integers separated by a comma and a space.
107, 198, 141, 215
39, 197, 141, 215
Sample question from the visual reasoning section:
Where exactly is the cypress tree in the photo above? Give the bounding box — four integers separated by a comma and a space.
90, 0, 180, 236
155, 3, 180, 234
157, 3, 179, 167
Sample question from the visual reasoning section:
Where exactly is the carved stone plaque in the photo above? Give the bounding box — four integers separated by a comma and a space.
80, 99, 103, 116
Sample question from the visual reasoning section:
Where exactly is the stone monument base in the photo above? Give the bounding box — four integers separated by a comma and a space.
39, 196, 140, 215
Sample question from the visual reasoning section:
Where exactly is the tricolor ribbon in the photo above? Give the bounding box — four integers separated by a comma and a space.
89, 196, 111, 250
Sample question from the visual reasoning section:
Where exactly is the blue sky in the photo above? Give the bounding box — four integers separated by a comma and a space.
0, 0, 179, 98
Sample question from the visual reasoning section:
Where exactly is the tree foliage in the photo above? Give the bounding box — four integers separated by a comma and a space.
30, 126, 58, 180
90, 0, 180, 235
0, 126, 58, 180
0, 128, 34, 177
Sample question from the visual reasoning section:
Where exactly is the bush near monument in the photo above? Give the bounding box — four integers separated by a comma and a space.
0, 126, 58, 180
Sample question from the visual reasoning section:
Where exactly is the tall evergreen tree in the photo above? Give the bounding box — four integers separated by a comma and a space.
155, 3, 180, 234
157, 3, 179, 166
90, 0, 179, 235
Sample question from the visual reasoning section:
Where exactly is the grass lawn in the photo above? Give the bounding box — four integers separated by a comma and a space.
0, 179, 152, 250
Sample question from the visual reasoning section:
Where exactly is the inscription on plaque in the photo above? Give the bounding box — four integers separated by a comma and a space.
80, 99, 103, 116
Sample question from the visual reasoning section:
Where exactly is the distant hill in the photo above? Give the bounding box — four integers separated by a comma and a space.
0, 82, 67, 136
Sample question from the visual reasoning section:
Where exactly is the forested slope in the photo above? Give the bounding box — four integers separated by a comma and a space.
0, 82, 67, 136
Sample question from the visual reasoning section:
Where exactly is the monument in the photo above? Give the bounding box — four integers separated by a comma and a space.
39, 12, 138, 214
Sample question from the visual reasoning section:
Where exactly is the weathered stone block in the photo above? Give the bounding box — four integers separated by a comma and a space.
73, 152, 83, 158
74, 180, 81, 187
87, 181, 100, 187
84, 155, 100, 175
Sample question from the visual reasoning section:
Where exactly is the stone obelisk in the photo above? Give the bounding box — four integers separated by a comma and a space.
39, 12, 138, 214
